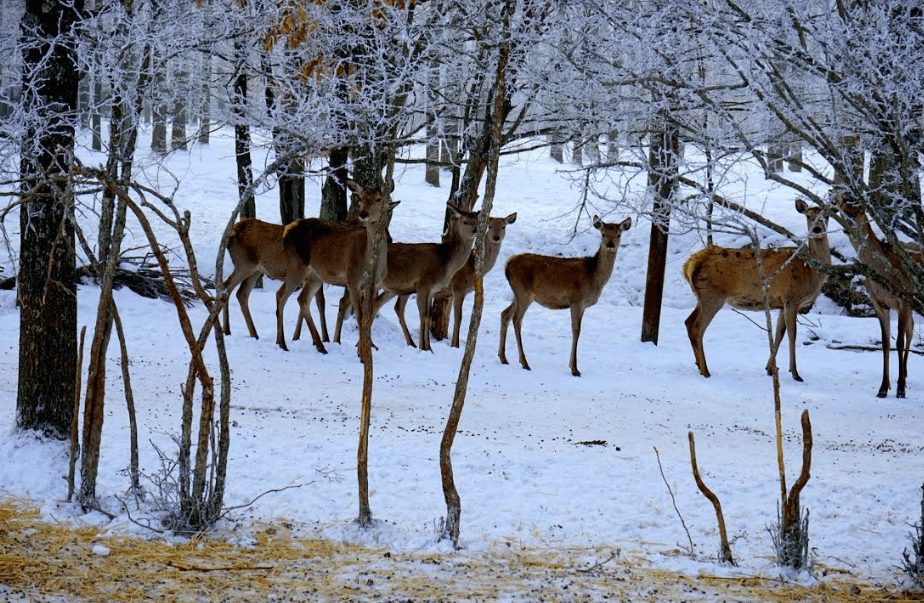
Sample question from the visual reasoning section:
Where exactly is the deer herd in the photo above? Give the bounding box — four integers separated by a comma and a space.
222, 180, 917, 398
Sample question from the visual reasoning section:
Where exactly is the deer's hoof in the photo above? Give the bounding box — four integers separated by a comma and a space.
897, 390, 906, 399
877, 390, 888, 398
792, 374, 804, 383
520, 363, 531, 371
316, 346, 328, 355
499, 356, 508, 365
572, 369, 581, 377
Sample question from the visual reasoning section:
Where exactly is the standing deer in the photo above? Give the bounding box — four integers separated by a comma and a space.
222, 219, 327, 341
498, 215, 632, 376
275, 179, 398, 352
838, 200, 920, 398
683, 199, 830, 381
446, 212, 517, 348
355, 204, 480, 351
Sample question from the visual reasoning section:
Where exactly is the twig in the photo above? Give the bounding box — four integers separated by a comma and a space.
653, 446, 695, 557
576, 550, 621, 573
166, 561, 273, 572
826, 343, 924, 356
688, 431, 735, 565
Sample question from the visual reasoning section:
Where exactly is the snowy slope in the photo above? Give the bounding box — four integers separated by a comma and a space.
0, 128, 921, 585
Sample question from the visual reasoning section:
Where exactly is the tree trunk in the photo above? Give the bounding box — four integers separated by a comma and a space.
171, 60, 188, 151
233, 36, 255, 218
640, 121, 681, 345
16, 0, 82, 439
549, 133, 564, 163
278, 157, 305, 224
197, 52, 210, 145
426, 120, 441, 187
91, 75, 102, 152
320, 147, 348, 222
441, 2, 512, 545
151, 54, 167, 153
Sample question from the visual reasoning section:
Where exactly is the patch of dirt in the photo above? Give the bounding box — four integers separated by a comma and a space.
0, 500, 915, 602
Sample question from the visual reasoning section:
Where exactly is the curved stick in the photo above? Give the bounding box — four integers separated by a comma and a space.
688, 431, 735, 565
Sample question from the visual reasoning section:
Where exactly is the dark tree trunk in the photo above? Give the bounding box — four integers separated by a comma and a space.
640, 121, 681, 345
197, 53, 211, 145
320, 146, 348, 222
425, 121, 440, 187
17, 0, 83, 439
232, 36, 254, 218
151, 57, 167, 154
278, 157, 305, 224
91, 76, 102, 151
171, 61, 188, 151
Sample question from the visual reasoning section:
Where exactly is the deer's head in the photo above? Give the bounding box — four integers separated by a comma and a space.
593, 215, 632, 253
347, 179, 400, 223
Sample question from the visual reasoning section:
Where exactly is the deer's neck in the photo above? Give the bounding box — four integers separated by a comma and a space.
808, 232, 831, 267
846, 217, 886, 263
480, 237, 504, 273
589, 243, 618, 290
441, 232, 475, 275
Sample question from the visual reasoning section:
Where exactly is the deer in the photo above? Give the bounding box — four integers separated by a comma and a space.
339, 204, 480, 352
274, 179, 398, 352
498, 215, 632, 376
222, 219, 328, 341
837, 200, 920, 398
683, 198, 830, 382
444, 212, 517, 348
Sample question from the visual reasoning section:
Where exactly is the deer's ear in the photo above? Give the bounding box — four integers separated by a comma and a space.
795, 198, 809, 214
620, 217, 632, 231
447, 203, 462, 217
345, 179, 363, 193
388, 200, 401, 210
592, 215, 602, 230
505, 212, 518, 224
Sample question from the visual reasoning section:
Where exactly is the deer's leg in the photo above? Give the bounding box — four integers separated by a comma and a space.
896, 304, 912, 398
416, 289, 433, 351
275, 271, 305, 351
315, 286, 329, 343
498, 301, 515, 365
451, 290, 465, 348
295, 279, 327, 353
765, 308, 787, 376
333, 289, 351, 344
685, 297, 722, 378
512, 295, 533, 371
569, 304, 585, 377
394, 294, 417, 348
873, 300, 891, 398
221, 268, 249, 336
235, 272, 261, 339
783, 304, 802, 382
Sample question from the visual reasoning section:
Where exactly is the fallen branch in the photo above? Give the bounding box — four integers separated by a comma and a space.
166, 561, 273, 572
826, 343, 924, 356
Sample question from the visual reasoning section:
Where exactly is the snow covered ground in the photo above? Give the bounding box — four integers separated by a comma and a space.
0, 129, 922, 588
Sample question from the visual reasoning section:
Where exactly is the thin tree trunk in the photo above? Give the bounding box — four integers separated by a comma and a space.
688, 431, 734, 565
197, 52, 211, 145
440, 1, 511, 546
67, 326, 88, 501
91, 76, 103, 151
171, 60, 188, 151
233, 36, 255, 218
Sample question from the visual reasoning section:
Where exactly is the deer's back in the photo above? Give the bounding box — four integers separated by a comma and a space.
505, 253, 598, 309
383, 242, 446, 292
284, 218, 366, 284
228, 219, 288, 279
685, 245, 822, 310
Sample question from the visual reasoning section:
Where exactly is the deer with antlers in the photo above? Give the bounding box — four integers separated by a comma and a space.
683, 199, 830, 381
837, 200, 920, 398
498, 215, 632, 376
356, 204, 481, 351
274, 179, 398, 352
222, 219, 328, 341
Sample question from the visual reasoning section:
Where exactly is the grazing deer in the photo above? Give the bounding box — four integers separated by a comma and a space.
275, 179, 398, 352
446, 212, 517, 348
838, 200, 920, 398
222, 219, 328, 341
683, 199, 829, 381
498, 215, 632, 376
356, 204, 480, 351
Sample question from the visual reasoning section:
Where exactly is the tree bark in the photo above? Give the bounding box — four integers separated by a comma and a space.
640, 121, 681, 345
17, 0, 82, 439
320, 147, 348, 222
232, 35, 255, 218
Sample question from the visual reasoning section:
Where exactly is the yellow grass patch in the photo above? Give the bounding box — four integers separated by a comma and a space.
0, 500, 917, 602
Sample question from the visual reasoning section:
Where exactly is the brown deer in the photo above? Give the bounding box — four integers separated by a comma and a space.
274, 179, 398, 352
838, 200, 920, 398
222, 219, 328, 341
498, 215, 632, 376
353, 204, 480, 351
683, 199, 829, 381
445, 212, 517, 348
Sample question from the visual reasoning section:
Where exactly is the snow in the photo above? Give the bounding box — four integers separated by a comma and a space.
0, 128, 921, 587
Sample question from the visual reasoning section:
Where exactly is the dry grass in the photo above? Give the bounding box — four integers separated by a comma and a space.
0, 500, 920, 602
